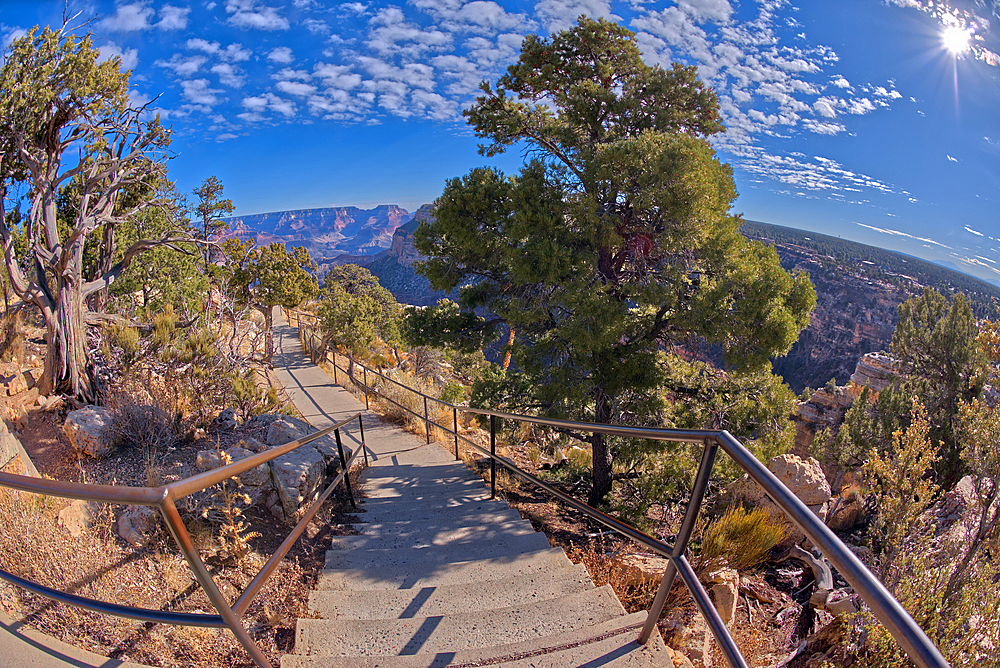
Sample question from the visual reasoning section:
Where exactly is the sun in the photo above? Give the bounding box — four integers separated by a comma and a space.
942, 25, 972, 54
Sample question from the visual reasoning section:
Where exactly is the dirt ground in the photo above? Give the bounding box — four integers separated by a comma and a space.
0, 310, 362, 667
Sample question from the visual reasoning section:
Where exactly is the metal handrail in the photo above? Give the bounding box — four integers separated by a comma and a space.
0, 411, 366, 668
292, 312, 948, 668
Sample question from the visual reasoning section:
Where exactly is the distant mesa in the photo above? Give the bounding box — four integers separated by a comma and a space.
223, 204, 413, 259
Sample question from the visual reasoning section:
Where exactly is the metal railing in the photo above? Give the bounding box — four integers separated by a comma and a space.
293, 310, 948, 668
0, 411, 367, 668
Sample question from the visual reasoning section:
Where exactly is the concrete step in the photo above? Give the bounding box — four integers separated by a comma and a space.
331, 518, 533, 539
328, 521, 538, 550
309, 563, 595, 619
345, 503, 523, 526
317, 547, 574, 591
281, 613, 666, 668
356, 492, 505, 510
361, 485, 491, 501
323, 532, 553, 569
362, 463, 483, 482
295, 586, 626, 657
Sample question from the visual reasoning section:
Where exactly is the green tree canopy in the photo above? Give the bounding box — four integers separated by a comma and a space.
319, 264, 401, 364
193, 175, 234, 270
414, 17, 815, 504
227, 241, 318, 362
840, 288, 986, 485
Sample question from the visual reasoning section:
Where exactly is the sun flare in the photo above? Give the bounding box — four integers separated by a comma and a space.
942, 25, 972, 54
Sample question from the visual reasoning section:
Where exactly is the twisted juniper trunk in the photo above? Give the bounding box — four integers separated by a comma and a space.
39, 274, 94, 401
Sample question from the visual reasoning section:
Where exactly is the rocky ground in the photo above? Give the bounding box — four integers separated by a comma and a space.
0, 308, 361, 667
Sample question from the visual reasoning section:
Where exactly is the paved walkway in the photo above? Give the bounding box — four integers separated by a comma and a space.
271, 310, 457, 468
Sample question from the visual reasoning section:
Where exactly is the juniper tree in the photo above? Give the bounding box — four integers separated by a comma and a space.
226, 241, 318, 363
414, 17, 815, 505
319, 264, 401, 371
0, 26, 195, 399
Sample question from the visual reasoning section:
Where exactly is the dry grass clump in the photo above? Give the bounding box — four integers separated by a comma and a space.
104, 376, 176, 454
696, 504, 786, 573
0, 484, 316, 667
566, 539, 663, 614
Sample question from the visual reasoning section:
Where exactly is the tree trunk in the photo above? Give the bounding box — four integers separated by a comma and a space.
588, 389, 614, 506
502, 328, 516, 371
39, 279, 93, 401
264, 304, 274, 363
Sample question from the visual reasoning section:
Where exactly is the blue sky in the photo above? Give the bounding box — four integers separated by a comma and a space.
3, 0, 999, 282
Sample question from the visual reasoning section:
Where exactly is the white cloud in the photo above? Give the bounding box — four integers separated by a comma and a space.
410, 0, 534, 35
156, 54, 208, 77
267, 47, 294, 63
217, 132, 240, 141
965, 226, 984, 236
367, 7, 451, 55
240, 92, 297, 120
274, 68, 313, 81
303, 19, 331, 35
225, 0, 290, 30
812, 97, 837, 118
535, 0, 616, 32
98, 43, 139, 71
845, 97, 876, 114
222, 44, 252, 61
212, 63, 245, 87
98, 3, 155, 31
802, 119, 845, 135
187, 39, 221, 55
677, 0, 733, 22
187, 39, 251, 62
276, 80, 318, 96
340, 2, 369, 15
313, 63, 363, 90
181, 78, 225, 106
158, 5, 191, 29
830, 75, 851, 88
947, 154, 959, 162
856, 222, 951, 248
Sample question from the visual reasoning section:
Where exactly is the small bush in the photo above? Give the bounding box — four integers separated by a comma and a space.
107, 322, 141, 363
104, 377, 175, 454
566, 539, 662, 614
696, 504, 786, 573
151, 305, 178, 348
439, 381, 465, 405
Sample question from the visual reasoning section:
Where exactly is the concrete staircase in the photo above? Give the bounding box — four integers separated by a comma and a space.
281, 455, 670, 667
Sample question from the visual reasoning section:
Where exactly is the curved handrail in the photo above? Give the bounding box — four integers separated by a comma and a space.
293, 313, 949, 668
0, 411, 366, 668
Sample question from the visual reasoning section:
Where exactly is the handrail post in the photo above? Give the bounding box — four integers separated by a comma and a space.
335, 429, 356, 509
158, 496, 272, 668
363, 366, 369, 410
639, 440, 719, 645
453, 407, 459, 461
358, 414, 368, 467
332, 350, 338, 384
490, 414, 497, 500
424, 396, 431, 444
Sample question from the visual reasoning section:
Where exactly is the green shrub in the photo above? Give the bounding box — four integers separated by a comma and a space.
107, 322, 141, 366
696, 504, 786, 573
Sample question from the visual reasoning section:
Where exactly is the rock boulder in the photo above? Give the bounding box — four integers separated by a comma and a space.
118, 505, 159, 547
64, 406, 117, 459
